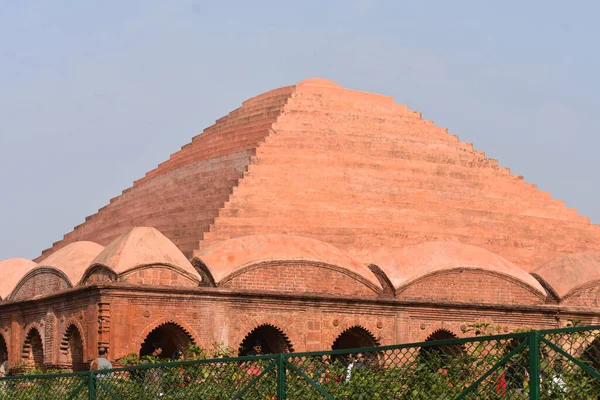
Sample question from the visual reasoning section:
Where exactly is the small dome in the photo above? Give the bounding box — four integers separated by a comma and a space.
38, 241, 104, 285
371, 241, 546, 295
90, 227, 199, 279
297, 78, 341, 88
195, 234, 381, 289
0, 258, 38, 300
532, 252, 600, 299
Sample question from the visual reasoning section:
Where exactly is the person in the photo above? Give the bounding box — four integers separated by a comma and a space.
247, 340, 264, 356
171, 350, 191, 388
0, 358, 9, 394
244, 341, 264, 377
90, 347, 113, 372
547, 362, 566, 397
148, 344, 165, 397
0, 359, 8, 378
345, 352, 369, 382
90, 347, 113, 391
505, 361, 528, 396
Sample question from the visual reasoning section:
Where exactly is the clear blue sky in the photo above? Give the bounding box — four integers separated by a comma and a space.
1, 0, 598, 260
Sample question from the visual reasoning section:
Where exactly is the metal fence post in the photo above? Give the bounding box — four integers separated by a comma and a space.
88, 370, 96, 400
277, 354, 286, 399
528, 330, 540, 400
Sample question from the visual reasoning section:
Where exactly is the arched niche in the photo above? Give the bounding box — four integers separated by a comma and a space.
238, 324, 294, 356
418, 329, 464, 370
139, 322, 195, 359
22, 327, 44, 370
0, 334, 8, 365
332, 326, 380, 351
60, 323, 85, 371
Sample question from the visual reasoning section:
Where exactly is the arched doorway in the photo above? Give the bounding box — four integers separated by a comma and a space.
238, 324, 294, 356
332, 326, 380, 351
0, 334, 8, 364
139, 322, 194, 359
60, 324, 85, 371
23, 327, 44, 369
419, 329, 464, 369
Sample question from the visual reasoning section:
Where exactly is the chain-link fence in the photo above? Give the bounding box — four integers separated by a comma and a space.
0, 326, 598, 399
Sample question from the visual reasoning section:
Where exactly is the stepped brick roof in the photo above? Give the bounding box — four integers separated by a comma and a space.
34, 78, 600, 272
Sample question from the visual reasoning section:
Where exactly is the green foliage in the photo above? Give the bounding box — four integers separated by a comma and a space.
1, 327, 600, 399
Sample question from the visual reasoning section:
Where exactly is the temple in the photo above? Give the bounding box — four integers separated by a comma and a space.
1, 78, 600, 371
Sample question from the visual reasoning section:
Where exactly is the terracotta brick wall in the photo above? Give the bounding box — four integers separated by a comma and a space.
36, 87, 295, 261
219, 261, 379, 296
561, 285, 600, 307
82, 268, 116, 286
11, 270, 71, 301
200, 84, 600, 269
121, 267, 197, 287
396, 270, 545, 305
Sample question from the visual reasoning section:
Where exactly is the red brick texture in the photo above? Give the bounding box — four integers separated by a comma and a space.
219, 261, 380, 296
36, 86, 296, 261
36, 79, 600, 270
396, 270, 546, 305
2, 79, 599, 371
10, 269, 71, 302
121, 267, 197, 287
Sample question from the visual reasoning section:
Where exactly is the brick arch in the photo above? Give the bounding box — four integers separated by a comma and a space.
22, 324, 44, 369
331, 325, 380, 350
59, 321, 86, 371
419, 328, 465, 368
232, 318, 303, 354
136, 319, 198, 359
9, 267, 72, 301
238, 323, 294, 356
323, 319, 384, 348
79, 265, 117, 286
416, 322, 464, 344
425, 328, 460, 342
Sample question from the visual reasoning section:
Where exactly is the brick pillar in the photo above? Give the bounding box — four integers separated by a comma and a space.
97, 303, 110, 353
44, 311, 55, 367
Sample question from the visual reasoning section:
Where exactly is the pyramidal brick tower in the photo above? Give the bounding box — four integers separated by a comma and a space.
38, 78, 600, 271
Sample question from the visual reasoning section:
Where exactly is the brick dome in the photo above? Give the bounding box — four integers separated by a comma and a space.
195, 234, 382, 293
371, 241, 546, 298
37, 241, 104, 285
0, 258, 37, 300
532, 252, 600, 300
89, 227, 200, 283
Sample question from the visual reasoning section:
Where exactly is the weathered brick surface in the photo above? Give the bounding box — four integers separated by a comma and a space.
561, 285, 600, 307
121, 267, 197, 287
2, 78, 599, 372
219, 261, 378, 296
10, 269, 70, 302
36, 87, 295, 261
35, 78, 600, 270
396, 270, 545, 305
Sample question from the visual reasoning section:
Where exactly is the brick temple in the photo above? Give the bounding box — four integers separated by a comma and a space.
2, 78, 600, 371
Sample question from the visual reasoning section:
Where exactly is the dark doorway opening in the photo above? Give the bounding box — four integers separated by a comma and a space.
239, 324, 294, 356
139, 323, 194, 359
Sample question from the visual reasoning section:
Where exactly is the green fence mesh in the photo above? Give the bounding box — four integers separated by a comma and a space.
0, 326, 598, 399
